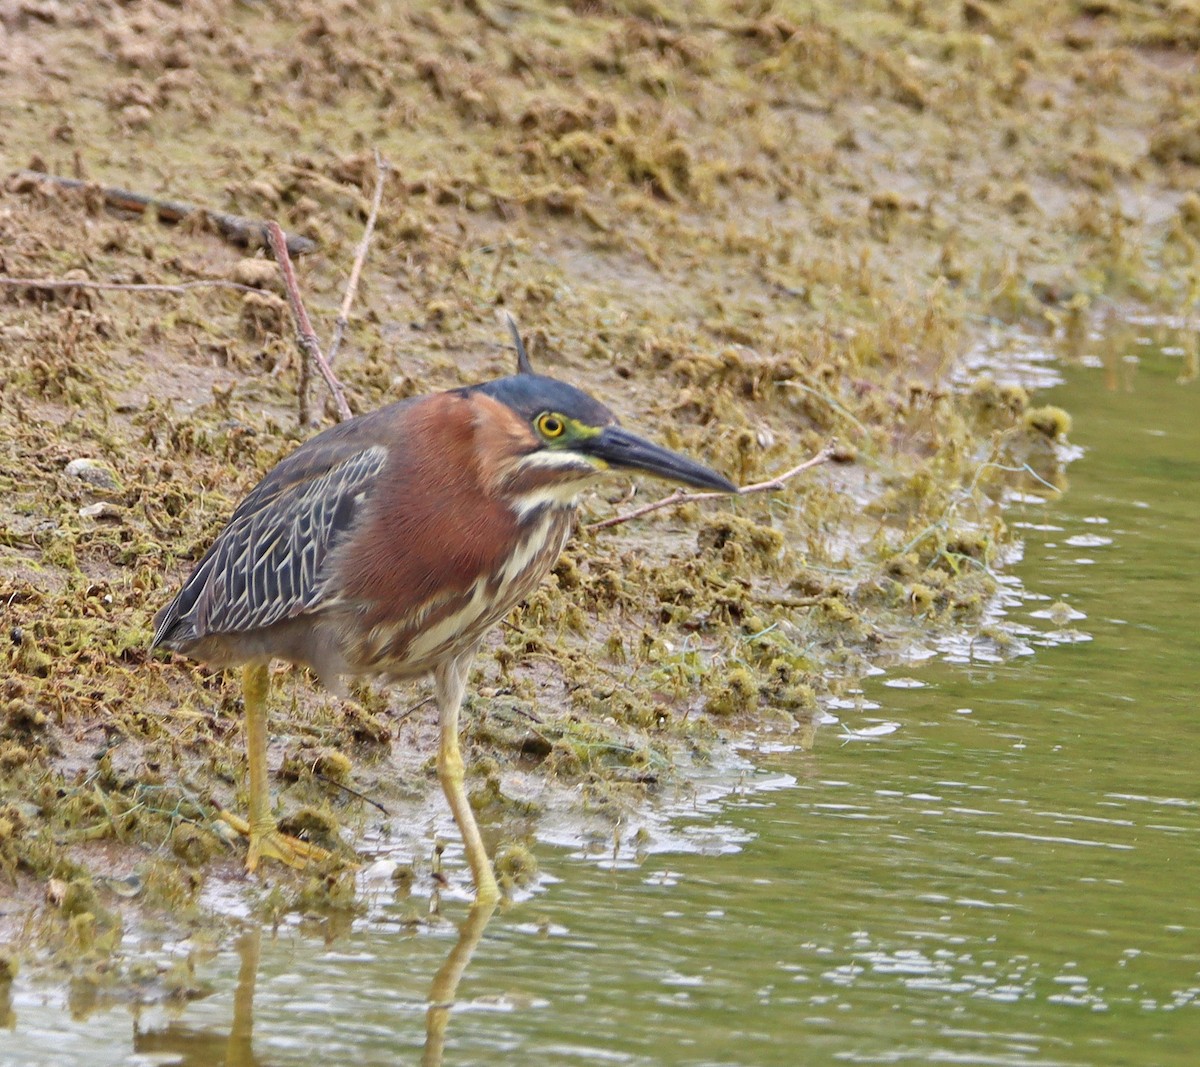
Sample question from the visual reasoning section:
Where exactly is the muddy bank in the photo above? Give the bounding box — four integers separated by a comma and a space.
1, 0, 1196, 981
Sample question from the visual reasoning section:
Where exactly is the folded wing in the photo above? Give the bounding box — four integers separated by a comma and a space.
152, 443, 389, 648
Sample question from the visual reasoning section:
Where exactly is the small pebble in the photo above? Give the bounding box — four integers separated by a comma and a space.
64, 458, 121, 492
79, 502, 123, 520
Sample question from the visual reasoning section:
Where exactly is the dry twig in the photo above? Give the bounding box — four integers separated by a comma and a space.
312, 772, 391, 816
588, 445, 835, 531
264, 221, 352, 424
327, 150, 390, 368
11, 170, 317, 256
0, 276, 262, 296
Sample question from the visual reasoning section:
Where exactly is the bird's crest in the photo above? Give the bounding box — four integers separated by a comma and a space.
503, 311, 534, 375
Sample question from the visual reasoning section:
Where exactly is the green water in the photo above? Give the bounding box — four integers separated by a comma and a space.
3, 337, 1198, 1065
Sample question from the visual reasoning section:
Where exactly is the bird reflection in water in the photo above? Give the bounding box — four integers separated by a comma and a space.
422, 900, 496, 1066
131, 903, 496, 1066
133, 928, 263, 1067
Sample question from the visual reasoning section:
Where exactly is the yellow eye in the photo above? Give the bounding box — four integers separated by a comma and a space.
537, 413, 565, 438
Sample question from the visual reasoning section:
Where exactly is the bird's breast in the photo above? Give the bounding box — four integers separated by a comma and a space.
351, 504, 575, 678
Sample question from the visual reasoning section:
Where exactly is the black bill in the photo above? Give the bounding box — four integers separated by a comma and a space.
588, 425, 738, 493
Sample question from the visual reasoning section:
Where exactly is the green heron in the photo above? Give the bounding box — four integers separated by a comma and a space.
152, 330, 736, 903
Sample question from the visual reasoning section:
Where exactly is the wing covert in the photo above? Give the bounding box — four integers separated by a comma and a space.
153, 444, 389, 646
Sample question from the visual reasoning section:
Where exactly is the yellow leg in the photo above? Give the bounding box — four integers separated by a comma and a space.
226, 662, 328, 872
433, 652, 500, 905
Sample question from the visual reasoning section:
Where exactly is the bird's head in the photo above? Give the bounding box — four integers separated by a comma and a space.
472, 372, 737, 498
462, 319, 737, 518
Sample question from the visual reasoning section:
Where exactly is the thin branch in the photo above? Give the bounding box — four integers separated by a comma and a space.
313, 771, 391, 816
264, 221, 353, 424
392, 695, 436, 724
735, 447, 836, 493
0, 275, 262, 296
588, 445, 835, 531
11, 170, 317, 256
327, 150, 390, 367
297, 321, 313, 425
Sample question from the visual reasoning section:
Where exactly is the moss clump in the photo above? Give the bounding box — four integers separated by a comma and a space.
697, 514, 785, 569
334, 702, 392, 745
280, 746, 354, 783
945, 531, 990, 563
170, 823, 223, 867
907, 583, 939, 615
495, 842, 538, 890
968, 375, 1029, 425
817, 596, 860, 628
1177, 193, 1200, 238
8, 632, 53, 679
760, 657, 819, 704
277, 807, 340, 849
328, 747, 358, 781
704, 666, 759, 717
3, 697, 46, 734
773, 682, 816, 711
59, 878, 98, 919
468, 775, 539, 818
884, 553, 921, 580
1005, 182, 1038, 214
1148, 119, 1200, 165
1023, 405, 1073, 439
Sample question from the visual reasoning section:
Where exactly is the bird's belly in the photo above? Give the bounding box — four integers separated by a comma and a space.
351, 506, 573, 679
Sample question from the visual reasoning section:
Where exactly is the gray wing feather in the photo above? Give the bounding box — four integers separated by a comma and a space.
153, 444, 388, 646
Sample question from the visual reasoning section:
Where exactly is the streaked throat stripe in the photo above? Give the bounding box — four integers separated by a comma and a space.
512, 479, 590, 520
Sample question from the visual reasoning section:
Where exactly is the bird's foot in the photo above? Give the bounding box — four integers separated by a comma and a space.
216, 809, 330, 872
247, 827, 329, 872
